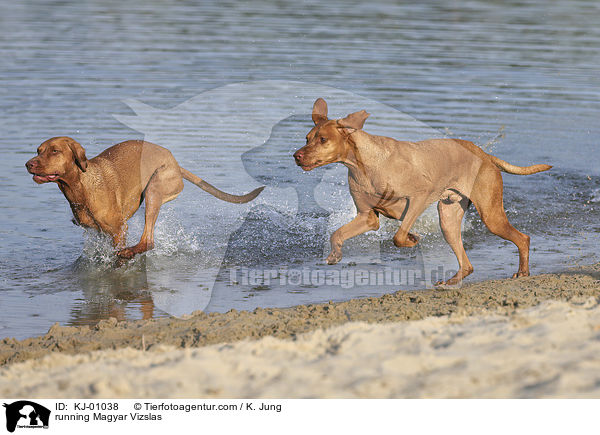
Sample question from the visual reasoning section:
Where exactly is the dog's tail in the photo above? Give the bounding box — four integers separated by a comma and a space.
489, 156, 552, 175
180, 167, 264, 204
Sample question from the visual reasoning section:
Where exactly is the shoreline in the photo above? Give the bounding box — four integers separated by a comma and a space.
4, 299, 600, 398
1, 263, 599, 367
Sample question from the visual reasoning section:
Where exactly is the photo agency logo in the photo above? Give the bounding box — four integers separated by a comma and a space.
3, 401, 50, 432
114, 80, 472, 315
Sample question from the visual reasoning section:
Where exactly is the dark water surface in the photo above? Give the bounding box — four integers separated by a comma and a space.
1, 0, 599, 339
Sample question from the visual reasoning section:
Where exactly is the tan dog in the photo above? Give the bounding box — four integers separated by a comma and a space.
26, 137, 264, 259
293, 99, 552, 285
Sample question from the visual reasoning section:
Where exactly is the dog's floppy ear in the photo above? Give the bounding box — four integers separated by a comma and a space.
312, 98, 328, 125
338, 110, 370, 131
66, 138, 88, 172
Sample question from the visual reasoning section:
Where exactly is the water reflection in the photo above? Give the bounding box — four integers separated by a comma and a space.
68, 255, 158, 326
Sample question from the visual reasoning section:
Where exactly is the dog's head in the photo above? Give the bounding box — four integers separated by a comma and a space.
293, 98, 369, 171
25, 136, 88, 184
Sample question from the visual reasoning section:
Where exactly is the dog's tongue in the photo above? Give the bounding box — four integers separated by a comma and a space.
33, 174, 58, 183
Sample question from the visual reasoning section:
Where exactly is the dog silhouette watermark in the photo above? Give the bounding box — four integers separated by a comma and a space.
112, 80, 483, 315
3, 401, 50, 433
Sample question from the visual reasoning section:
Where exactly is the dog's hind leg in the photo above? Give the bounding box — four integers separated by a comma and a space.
117, 165, 184, 259
437, 197, 473, 285
470, 165, 530, 278
326, 209, 380, 264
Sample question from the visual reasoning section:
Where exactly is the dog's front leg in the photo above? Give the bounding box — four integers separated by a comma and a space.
326, 210, 380, 265
392, 197, 429, 248
103, 223, 129, 267
111, 223, 128, 250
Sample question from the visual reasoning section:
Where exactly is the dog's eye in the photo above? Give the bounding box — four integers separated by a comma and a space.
52, 149, 59, 154
320, 137, 327, 143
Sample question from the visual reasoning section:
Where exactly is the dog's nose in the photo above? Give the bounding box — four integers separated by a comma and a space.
293, 150, 304, 163
25, 159, 36, 171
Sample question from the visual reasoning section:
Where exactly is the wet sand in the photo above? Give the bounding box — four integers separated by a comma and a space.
1, 264, 600, 398
1, 263, 599, 363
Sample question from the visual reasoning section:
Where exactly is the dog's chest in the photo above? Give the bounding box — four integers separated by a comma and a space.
349, 181, 408, 219
70, 203, 98, 229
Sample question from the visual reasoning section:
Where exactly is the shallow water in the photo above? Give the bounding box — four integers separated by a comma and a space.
0, 0, 599, 339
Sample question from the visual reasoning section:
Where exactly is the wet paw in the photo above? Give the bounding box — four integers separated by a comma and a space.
326, 252, 342, 265
394, 232, 420, 248
407, 233, 420, 246
117, 248, 136, 259
113, 256, 128, 268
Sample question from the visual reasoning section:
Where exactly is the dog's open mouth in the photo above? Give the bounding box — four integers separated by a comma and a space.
32, 174, 59, 183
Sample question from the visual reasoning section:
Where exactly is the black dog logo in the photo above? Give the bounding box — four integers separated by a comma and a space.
3, 401, 50, 432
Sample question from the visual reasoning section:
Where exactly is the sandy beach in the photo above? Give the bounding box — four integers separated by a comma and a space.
1, 263, 600, 398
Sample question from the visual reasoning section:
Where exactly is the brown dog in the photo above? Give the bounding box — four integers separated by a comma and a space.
293, 98, 552, 285
26, 137, 264, 259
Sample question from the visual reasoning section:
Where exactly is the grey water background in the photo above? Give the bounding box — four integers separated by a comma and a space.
1, 0, 599, 339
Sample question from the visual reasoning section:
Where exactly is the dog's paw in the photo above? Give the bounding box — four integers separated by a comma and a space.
326, 252, 342, 265
407, 233, 420, 246
394, 232, 420, 248
435, 277, 461, 287
512, 270, 529, 278
437, 267, 473, 287
113, 256, 129, 268
117, 248, 136, 259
